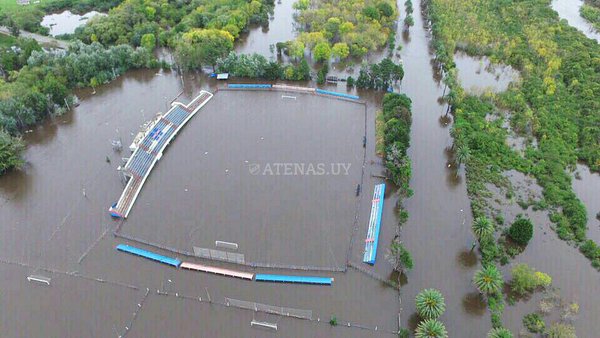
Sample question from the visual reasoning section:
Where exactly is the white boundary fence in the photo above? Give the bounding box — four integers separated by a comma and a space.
226, 297, 313, 320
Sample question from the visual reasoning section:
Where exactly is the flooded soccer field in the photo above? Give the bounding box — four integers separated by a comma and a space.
120, 90, 366, 270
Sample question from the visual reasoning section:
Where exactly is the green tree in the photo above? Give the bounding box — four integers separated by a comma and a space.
472, 216, 494, 241
324, 17, 341, 39
415, 319, 448, 338
508, 217, 533, 245
288, 40, 305, 60
0, 130, 24, 174
377, 2, 395, 17
295, 58, 310, 80
332, 42, 350, 59
141, 33, 156, 51
487, 327, 513, 338
415, 289, 446, 319
473, 264, 503, 295
405, 15, 414, 27
386, 239, 413, 273
293, 0, 309, 11
175, 29, 234, 70
362, 6, 380, 20
313, 42, 332, 62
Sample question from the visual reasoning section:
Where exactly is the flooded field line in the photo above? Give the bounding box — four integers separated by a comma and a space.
346, 103, 370, 268
153, 289, 399, 336
77, 224, 112, 264
347, 261, 399, 290
120, 288, 151, 337
218, 86, 369, 105
0, 257, 139, 291
113, 229, 347, 272
1, 254, 396, 335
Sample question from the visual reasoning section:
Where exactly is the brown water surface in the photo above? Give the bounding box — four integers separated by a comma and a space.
1, 0, 599, 336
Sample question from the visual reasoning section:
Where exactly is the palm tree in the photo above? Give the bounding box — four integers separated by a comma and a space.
415, 289, 446, 319
415, 319, 448, 338
472, 216, 494, 241
473, 265, 504, 295
455, 143, 471, 167
487, 327, 514, 338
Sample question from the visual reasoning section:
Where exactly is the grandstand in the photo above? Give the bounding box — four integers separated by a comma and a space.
109, 91, 213, 218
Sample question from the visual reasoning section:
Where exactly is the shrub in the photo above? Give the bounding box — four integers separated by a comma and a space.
579, 240, 600, 260
522, 313, 545, 333
329, 315, 337, 326
534, 271, 552, 287
415, 289, 446, 319
398, 328, 410, 338
546, 323, 576, 338
386, 240, 414, 272
346, 76, 355, 87
510, 263, 551, 295
508, 217, 533, 245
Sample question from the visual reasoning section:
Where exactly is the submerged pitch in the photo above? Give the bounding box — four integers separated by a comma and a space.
121, 90, 367, 269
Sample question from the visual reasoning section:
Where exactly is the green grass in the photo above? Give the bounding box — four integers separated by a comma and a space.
0, 32, 16, 47
0, 0, 58, 13
375, 110, 385, 157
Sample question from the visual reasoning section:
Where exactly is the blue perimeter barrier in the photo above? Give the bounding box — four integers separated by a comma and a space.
315, 88, 359, 100
255, 274, 333, 285
363, 183, 386, 265
116, 244, 182, 267
228, 84, 272, 89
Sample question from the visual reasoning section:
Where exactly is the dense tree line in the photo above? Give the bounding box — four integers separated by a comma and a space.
348, 57, 404, 90
381, 93, 413, 198
0, 39, 156, 173
216, 52, 310, 81
41, 0, 124, 14
292, 0, 398, 60
74, 0, 274, 49
425, 0, 600, 273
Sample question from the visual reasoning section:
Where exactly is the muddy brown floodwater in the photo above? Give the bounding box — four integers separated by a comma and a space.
41, 11, 106, 36
454, 52, 520, 94
0, 72, 400, 335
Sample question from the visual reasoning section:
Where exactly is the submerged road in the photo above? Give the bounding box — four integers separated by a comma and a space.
0, 26, 69, 49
